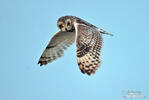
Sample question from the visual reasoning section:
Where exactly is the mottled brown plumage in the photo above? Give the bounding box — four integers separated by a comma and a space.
75, 24, 103, 75
38, 15, 112, 75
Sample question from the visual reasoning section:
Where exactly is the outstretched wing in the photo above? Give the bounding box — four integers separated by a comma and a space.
38, 31, 75, 66
75, 23, 103, 75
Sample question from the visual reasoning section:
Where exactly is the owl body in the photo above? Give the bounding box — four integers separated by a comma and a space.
38, 16, 112, 75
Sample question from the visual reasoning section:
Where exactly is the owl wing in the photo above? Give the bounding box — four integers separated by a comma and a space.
74, 23, 103, 75
38, 31, 75, 66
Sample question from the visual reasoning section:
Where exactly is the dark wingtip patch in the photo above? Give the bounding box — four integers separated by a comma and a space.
38, 61, 43, 66
80, 69, 95, 76
79, 66, 96, 76
38, 60, 48, 66
78, 61, 98, 76
46, 45, 56, 49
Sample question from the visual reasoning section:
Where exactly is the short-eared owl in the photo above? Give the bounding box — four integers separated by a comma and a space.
38, 16, 113, 75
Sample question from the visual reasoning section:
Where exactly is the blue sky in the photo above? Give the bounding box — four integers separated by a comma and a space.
0, 0, 149, 100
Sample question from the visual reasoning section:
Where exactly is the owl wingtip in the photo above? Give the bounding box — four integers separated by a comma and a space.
80, 68, 96, 76
38, 61, 45, 66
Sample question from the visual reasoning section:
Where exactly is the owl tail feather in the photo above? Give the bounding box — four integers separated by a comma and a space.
98, 28, 113, 36
101, 32, 113, 36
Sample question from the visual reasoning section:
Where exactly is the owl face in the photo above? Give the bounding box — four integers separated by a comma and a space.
57, 16, 74, 32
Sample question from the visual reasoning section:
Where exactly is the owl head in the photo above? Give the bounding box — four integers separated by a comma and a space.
57, 16, 75, 32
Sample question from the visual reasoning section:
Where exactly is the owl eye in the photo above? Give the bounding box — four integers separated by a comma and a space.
59, 24, 63, 28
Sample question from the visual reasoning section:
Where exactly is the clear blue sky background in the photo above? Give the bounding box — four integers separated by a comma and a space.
0, 0, 149, 100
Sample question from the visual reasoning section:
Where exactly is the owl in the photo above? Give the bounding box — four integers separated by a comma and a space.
38, 16, 113, 75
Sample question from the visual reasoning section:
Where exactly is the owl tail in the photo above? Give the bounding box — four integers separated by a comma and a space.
98, 28, 113, 36
102, 32, 113, 36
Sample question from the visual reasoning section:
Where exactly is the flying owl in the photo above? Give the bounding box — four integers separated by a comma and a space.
38, 16, 113, 75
